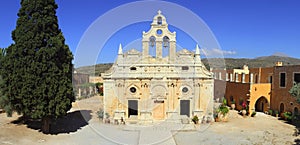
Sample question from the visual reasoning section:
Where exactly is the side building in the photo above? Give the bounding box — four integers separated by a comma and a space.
213, 62, 300, 116
213, 65, 273, 115
271, 64, 300, 116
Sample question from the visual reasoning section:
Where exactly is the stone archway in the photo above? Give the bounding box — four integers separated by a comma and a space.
254, 96, 269, 112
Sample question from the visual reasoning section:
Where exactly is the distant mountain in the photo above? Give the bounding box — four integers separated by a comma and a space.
202, 55, 300, 69
75, 56, 300, 76
75, 63, 113, 76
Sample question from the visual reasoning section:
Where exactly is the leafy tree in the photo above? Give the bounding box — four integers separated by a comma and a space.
290, 83, 300, 103
1, 0, 74, 133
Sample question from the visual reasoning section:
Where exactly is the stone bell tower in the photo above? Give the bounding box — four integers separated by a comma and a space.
142, 10, 176, 62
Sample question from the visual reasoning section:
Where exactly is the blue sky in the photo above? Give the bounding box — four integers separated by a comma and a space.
1, 0, 300, 67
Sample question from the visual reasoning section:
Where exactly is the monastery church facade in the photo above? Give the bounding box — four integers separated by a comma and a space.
102, 11, 214, 123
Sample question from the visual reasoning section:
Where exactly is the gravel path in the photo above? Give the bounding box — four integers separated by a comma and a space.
0, 96, 299, 145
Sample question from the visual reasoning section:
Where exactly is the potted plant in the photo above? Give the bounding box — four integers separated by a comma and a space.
192, 115, 199, 124
274, 110, 279, 117
217, 105, 229, 121
241, 102, 247, 116
231, 100, 236, 110
283, 111, 292, 121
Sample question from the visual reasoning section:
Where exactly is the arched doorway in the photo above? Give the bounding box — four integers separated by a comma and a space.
294, 107, 299, 115
255, 96, 269, 112
280, 103, 285, 113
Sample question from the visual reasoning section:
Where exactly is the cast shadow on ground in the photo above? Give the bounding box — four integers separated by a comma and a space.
11, 110, 92, 135
294, 138, 300, 145
280, 118, 300, 145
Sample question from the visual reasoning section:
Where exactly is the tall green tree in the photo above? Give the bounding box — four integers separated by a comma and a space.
290, 83, 300, 103
1, 0, 74, 133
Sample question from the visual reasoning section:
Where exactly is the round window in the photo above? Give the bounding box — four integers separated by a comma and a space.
156, 29, 162, 35
130, 87, 137, 93
182, 87, 189, 93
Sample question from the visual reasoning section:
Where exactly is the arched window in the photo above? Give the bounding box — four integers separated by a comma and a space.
149, 36, 156, 47
157, 16, 162, 25
162, 36, 169, 57
149, 36, 156, 57
280, 103, 284, 113
163, 36, 169, 48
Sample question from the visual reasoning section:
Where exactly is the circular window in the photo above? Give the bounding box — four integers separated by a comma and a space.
156, 29, 162, 35
130, 87, 137, 93
182, 87, 189, 93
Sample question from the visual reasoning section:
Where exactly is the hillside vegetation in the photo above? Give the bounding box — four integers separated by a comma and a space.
75, 56, 300, 76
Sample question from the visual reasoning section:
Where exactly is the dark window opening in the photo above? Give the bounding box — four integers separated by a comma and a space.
157, 17, 162, 25
130, 87, 137, 93
182, 87, 189, 93
294, 73, 300, 84
230, 96, 234, 102
280, 73, 286, 87
182, 66, 189, 70
130, 67, 137, 71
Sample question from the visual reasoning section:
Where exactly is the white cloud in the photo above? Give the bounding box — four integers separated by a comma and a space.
201, 48, 236, 57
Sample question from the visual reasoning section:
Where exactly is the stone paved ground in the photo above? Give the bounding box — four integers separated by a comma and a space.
0, 95, 299, 145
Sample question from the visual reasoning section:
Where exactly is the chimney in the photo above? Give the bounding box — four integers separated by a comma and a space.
275, 61, 283, 66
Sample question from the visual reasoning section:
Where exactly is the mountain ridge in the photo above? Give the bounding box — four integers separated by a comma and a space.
75, 55, 300, 76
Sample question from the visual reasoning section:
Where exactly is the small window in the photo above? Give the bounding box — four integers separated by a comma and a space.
280, 73, 286, 87
294, 73, 300, 84
130, 67, 137, 71
182, 87, 189, 93
156, 29, 162, 35
230, 96, 234, 102
130, 87, 137, 93
182, 66, 189, 70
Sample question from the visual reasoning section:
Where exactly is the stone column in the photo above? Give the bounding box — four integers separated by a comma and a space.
156, 41, 162, 59
142, 41, 149, 59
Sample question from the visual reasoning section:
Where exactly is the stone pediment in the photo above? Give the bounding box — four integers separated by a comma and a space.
176, 49, 193, 56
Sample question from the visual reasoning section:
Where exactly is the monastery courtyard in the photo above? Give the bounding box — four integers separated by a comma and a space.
0, 95, 299, 145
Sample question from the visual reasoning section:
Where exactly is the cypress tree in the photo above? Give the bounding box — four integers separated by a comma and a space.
1, 0, 74, 133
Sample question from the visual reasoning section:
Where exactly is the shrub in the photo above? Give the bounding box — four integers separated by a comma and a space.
96, 109, 109, 119
268, 109, 273, 115
283, 112, 292, 121
96, 109, 104, 119
192, 115, 199, 124
222, 98, 227, 106
217, 104, 229, 116
251, 111, 256, 117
